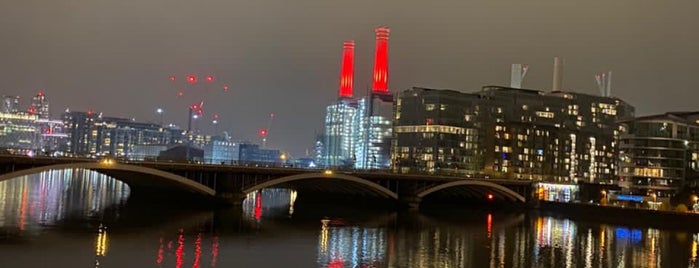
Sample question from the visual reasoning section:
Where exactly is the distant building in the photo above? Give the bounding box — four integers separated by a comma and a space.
2, 96, 20, 114
619, 112, 699, 197
30, 91, 49, 119
204, 139, 234, 164
62, 110, 184, 158
158, 145, 203, 162
392, 86, 635, 183
230, 142, 281, 164
131, 144, 168, 161
0, 112, 40, 153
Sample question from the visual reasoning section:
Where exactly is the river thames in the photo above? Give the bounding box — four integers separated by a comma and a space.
0, 170, 698, 267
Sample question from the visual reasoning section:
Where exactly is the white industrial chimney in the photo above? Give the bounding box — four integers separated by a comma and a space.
552, 57, 563, 91
510, 64, 529, 88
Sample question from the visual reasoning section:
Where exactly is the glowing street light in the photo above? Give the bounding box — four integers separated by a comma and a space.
156, 108, 164, 126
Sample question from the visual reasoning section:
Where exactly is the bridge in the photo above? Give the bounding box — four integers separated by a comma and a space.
0, 155, 534, 209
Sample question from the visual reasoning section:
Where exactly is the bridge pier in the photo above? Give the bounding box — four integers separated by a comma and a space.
215, 192, 247, 207
397, 195, 422, 210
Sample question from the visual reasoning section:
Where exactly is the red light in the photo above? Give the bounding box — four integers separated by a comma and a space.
254, 192, 262, 221
206, 75, 214, 82
259, 128, 268, 138
187, 75, 197, 84
223, 85, 229, 92
178, 91, 184, 97
270, 113, 275, 118
27, 107, 35, 114
487, 193, 494, 200
372, 27, 390, 94
338, 41, 355, 98
169, 76, 176, 81
38, 90, 44, 97
87, 109, 93, 116
213, 114, 219, 119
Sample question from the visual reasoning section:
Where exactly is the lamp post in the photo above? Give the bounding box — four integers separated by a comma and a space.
156, 108, 164, 126
600, 190, 607, 205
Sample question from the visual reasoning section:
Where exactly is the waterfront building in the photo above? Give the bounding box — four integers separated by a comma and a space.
619, 112, 699, 197
392, 86, 634, 184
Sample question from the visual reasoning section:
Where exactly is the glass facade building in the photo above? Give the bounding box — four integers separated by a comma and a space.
320, 97, 392, 169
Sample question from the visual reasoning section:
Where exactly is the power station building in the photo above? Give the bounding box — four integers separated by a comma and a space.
318, 28, 393, 170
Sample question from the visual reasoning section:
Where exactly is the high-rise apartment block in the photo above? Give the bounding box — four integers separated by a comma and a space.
392, 86, 635, 184
619, 112, 699, 197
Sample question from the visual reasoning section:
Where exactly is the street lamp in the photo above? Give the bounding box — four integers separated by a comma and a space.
156, 108, 164, 126
600, 190, 607, 205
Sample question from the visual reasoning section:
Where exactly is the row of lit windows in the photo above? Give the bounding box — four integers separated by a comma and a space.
394, 125, 468, 135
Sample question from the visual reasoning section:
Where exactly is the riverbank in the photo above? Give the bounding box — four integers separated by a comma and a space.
537, 201, 699, 231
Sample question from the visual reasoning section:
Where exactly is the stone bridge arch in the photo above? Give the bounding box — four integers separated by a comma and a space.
243, 172, 399, 200
0, 162, 215, 196
417, 180, 526, 203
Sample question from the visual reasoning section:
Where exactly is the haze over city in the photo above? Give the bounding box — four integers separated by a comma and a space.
1, 0, 697, 156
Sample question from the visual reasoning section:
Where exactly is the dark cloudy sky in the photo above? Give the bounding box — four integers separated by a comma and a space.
1, 0, 697, 157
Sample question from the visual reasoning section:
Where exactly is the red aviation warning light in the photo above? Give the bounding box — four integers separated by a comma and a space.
177, 90, 184, 97
38, 90, 44, 97
372, 27, 390, 95
213, 113, 219, 120
338, 41, 355, 99
186, 75, 197, 84
223, 85, 229, 92
259, 128, 268, 138
169, 76, 176, 81
28, 107, 35, 115
87, 108, 94, 116
206, 75, 214, 82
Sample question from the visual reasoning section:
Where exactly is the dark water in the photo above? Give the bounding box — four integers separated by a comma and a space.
0, 170, 697, 267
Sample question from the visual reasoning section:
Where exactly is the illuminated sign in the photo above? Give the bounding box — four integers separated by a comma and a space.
615, 194, 644, 202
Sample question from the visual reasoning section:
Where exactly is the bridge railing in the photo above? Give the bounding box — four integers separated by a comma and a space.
0, 154, 534, 182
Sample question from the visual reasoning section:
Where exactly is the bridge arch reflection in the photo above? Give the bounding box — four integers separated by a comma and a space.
0, 163, 215, 197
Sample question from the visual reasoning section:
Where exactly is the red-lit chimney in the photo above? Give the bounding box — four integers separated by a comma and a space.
372, 27, 390, 95
338, 41, 355, 99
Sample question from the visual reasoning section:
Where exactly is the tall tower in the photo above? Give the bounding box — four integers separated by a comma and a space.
31, 90, 50, 119
338, 41, 355, 99
372, 27, 390, 96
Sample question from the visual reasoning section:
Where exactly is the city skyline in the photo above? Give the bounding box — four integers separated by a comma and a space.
1, 0, 698, 156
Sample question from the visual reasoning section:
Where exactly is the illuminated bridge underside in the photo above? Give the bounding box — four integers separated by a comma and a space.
243, 173, 399, 200
418, 180, 527, 203
0, 163, 216, 197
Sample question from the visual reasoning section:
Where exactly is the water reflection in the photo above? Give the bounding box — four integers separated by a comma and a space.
3, 172, 699, 267
0, 169, 129, 231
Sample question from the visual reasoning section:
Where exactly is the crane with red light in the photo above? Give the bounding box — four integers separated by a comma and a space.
260, 112, 274, 148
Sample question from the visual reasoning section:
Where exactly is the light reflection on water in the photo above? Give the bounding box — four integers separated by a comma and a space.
0, 171, 698, 267
0, 169, 129, 231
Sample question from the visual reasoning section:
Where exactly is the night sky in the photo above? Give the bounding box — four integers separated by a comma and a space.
1, 0, 697, 157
